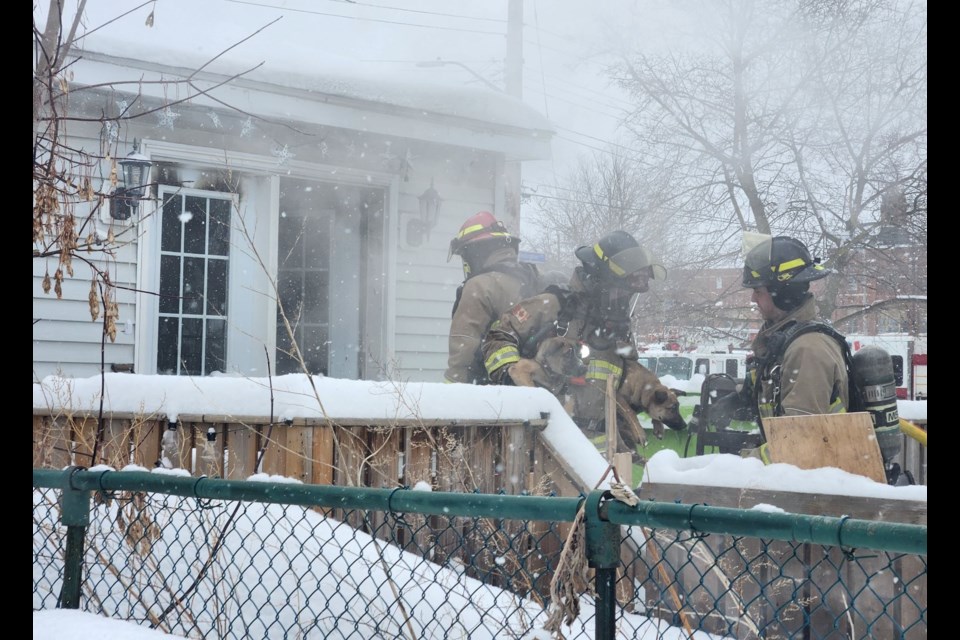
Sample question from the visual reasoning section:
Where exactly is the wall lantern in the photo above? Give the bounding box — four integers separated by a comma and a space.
406, 178, 442, 247
418, 178, 442, 233
110, 139, 152, 221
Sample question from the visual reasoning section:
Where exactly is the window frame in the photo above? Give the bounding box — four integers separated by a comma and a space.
150, 186, 237, 375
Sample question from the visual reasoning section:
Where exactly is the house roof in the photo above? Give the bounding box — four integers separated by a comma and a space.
71, 39, 554, 160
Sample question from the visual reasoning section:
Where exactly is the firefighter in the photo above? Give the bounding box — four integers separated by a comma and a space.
708, 234, 848, 461
444, 211, 540, 384
481, 230, 666, 442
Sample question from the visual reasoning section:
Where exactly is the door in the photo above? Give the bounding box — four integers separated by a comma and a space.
275, 178, 374, 379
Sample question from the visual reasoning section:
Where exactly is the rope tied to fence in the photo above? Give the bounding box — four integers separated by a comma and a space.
543, 464, 620, 633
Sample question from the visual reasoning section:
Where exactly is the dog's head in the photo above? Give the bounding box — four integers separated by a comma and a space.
620, 360, 686, 431
537, 336, 587, 381
640, 383, 686, 431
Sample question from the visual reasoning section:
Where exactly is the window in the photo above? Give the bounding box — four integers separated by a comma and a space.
275, 207, 332, 375
725, 359, 738, 377
657, 357, 693, 380
156, 190, 232, 375
695, 358, 710, 375
891, 355, 904, 386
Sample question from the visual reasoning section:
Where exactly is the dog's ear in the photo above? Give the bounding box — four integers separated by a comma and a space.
654, 388, 668, 404
669, 388, 687, 397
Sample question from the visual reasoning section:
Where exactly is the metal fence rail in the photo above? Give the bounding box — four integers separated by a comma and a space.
33, 468, 927, 639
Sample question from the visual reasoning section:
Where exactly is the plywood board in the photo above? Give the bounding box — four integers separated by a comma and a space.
763, 413, 886, 483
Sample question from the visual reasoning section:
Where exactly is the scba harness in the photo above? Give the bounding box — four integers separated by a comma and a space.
749, 321, 908, 484
752, 321, 855, 419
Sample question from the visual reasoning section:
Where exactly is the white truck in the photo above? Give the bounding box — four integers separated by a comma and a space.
637, 350, 749, 384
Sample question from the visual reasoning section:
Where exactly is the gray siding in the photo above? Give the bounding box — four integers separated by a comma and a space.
33, 158, 140, 381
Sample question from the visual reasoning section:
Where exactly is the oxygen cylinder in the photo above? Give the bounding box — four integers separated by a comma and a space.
851, 345, 901, 464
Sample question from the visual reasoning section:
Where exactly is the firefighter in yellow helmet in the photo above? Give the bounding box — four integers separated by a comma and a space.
704, 234, 849, 463
444, 212, 540, 384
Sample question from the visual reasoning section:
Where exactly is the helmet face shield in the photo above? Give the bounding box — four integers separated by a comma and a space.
604, 246, 667, 290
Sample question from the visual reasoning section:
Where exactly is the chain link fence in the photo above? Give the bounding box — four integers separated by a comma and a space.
34, 468, 926, 639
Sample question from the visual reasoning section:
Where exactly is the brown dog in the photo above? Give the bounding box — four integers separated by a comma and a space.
508, 336, 586, 398
615, 359, 687, 447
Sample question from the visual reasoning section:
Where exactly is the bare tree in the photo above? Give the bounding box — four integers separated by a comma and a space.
604, 0, 926, 334
524, 145, 682, 268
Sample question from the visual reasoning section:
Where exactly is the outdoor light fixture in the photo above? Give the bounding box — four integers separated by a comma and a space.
406, 178, 442, 247
110, 139, 153, 221
418, 178, 442, 233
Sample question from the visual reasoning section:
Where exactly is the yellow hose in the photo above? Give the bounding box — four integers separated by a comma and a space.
899, 418, 926, 447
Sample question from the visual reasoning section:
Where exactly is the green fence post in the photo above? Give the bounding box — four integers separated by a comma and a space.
57, 467, 92, 609
585, 491, 620, 640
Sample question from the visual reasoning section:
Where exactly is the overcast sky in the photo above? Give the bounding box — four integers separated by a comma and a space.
44, 0, 696, 237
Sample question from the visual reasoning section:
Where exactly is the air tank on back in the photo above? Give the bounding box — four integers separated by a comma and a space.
851, 345, 901, 464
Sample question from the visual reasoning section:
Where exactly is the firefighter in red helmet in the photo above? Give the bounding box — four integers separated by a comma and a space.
444, 212, 540, 384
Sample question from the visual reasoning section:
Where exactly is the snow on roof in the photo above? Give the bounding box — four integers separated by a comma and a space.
74, 35, 554, 134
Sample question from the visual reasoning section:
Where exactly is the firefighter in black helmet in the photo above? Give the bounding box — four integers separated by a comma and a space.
481, 230, 666, 459
704, 233, 850, 463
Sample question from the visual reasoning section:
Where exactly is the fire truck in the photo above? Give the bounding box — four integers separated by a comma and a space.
846, 333, 927, 400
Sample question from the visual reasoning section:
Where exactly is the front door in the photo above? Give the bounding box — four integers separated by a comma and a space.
275, 178, 377, 378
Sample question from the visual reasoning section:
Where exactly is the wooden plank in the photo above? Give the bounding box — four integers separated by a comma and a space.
71, 417, 98, 467
100, 418, 131, 468
404, 427, 434, 488
311, 425, 335, 486
606, 377, 617, 462
283, 426, 311, 483
258, 423, 287, 477
368, 427, 402, 488
131, 418, 163, 469
613, 453, 632, 487
405, 428, 436, 556
639, 482, 926, 525
502, 423, 526, 495
225, 423, 258, 480
33, 415, 71, 470
172, 422, 194, 473
762, 413, 887, 483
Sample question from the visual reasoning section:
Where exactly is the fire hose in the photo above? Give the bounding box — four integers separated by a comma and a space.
899, 418, 926, 447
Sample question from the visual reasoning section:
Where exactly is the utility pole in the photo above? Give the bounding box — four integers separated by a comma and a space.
504, 0, 523, 234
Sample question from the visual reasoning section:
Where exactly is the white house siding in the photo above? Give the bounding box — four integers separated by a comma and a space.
389, 159, 509, 382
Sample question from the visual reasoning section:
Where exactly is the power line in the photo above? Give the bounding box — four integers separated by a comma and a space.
224, 0, 505, 35
320, 0, 508, 24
